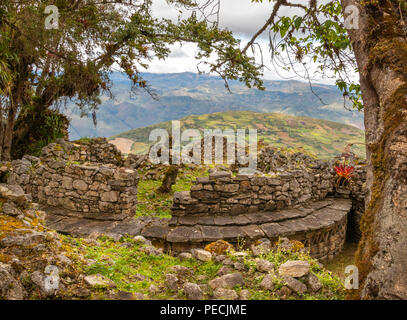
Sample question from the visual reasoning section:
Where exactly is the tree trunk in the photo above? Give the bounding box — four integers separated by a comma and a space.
341, 0, 407, 299
11, 108, 69, 159
1, 78, 21, 161
157, 165, 179, 193
0, 116, 5, 160
2, 105, 16, 161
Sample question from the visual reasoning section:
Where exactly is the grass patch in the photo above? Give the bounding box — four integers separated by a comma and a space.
60, 234, 347, 300
66, 235, 223, 299
136, 165, 208, 218
324, 242, 358, 281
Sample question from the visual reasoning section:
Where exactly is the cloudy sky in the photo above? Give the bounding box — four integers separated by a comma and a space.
145, 0, 339, 84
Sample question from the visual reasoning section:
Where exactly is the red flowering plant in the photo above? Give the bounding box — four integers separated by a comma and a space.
334, 164, 354, 186
334, 144, 355, 187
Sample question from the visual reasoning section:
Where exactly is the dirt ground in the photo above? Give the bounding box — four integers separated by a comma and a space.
109, 138, 134, 154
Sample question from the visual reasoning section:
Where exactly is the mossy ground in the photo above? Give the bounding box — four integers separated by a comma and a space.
324, 242, 358, 281
67, 235, 346, 300
64, 235, 222, 299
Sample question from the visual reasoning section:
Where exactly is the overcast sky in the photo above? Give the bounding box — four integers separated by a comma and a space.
145, 0, 340, 84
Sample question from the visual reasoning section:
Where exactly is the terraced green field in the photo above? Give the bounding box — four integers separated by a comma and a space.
111, 111, 365, 159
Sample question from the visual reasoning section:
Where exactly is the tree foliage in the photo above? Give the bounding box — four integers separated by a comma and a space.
240, 0, 363, 110
0, 0, 371, 160
0, 0, 264, 159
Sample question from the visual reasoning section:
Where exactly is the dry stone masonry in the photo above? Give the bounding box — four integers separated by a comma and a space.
165, 156, 366, 259
172, 170, 335, 217
164, 197, 350, 260
4, 138, 138, 220
63, 137, 124, 165
1, 138, 367, 261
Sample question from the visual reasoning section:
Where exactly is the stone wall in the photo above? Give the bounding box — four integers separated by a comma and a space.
171, 163, 367, 247
4, 139, 138, 220
45, 138, 124, 166
172, 169, 336, 217
294, 204, 349, 261
141, 197, 351, 261
1, 136, 367, 258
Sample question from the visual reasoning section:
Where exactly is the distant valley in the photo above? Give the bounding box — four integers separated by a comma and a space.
66, 72, 364, 140
111, 111, 365, 160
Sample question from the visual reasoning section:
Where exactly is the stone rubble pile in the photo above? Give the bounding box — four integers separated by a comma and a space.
151, 237, 339, 300
0, 183, 91, 299
231, 145, 323, 174
66, 137, 124, 165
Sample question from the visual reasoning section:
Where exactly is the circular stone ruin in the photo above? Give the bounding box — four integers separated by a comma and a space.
5, 139, 364, 262
141, 197, 351, 261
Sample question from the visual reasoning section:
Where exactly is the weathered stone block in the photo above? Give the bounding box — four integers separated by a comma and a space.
239, 180, 251, 191
73, 179, 88, 191
241, 224, 265, 240
190, 190, 219, 201
251, 176, 268, 186
167, 227, 203, 243
61, 177, 73, 189
191, 248, 211, 261
214, 183, 239, 193
230, 204, 247, 215
209, 171, 231, 180
279, 260, 310, 278
186, 203, 208, 214
101, 191, 119, 203
141, 225, 169, 240
173, 191, 198, 205
199, 226, 223, 242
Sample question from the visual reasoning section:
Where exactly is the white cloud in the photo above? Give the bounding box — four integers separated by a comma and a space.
152, 0, 300, 36
147, 0, 356, 85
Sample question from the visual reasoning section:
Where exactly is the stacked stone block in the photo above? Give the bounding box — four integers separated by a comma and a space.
172, 170, 335, 217
5, 139, 138, 220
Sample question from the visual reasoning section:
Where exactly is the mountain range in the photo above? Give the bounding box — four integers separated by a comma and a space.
65, 72, 364, 140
